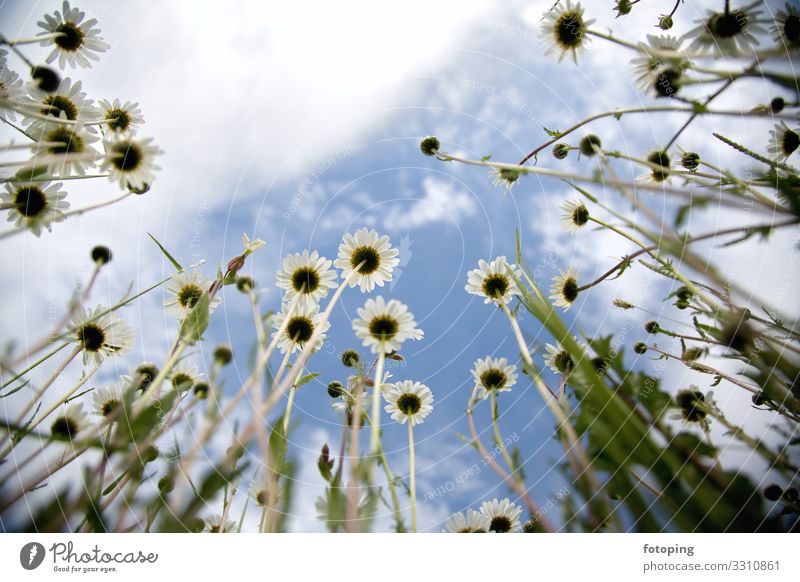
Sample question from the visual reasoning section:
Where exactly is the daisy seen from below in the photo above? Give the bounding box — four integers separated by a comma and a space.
544, 337, 583, 376
37, 1, 110, 68
559, 200, 590, 233
352, 296, 423, 354
479, 498, 523, 533
275, 249, 338, 307
100, 137, 161, 190
50, 403, 86, 440
540, 0, 596, 64
772, 3, 800, 49
164, 269, 220, 321
550, 268, 580, 310
489, 167, 521, 192
272, 300, 331, 354
71, 305, 134, 366
472, 356, 518, 400
1, 180, 69, 236
28, 122, 99, 176
96, 98, 144, 136
203, 515, 238, 533
444, 509, 490, 533
630, 35, 687, 98
767, 121, 800, 160
684, 2, 766, 55
0, 67, 24, 122
170, 359, 202, 393
383, 380, 433, 426
23, 77, 96, 131
334, 227, 400, 292
91, 381, 125, 418
465, 256, 521, 306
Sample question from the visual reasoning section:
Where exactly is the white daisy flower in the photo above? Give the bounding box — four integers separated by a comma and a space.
28, 122, 99, 176
540, 0, 596, 64
37, 1, 110, 68
767, 121, 800, 160
465, 256, 522, 306
22, 77, 97, 131
383, 380, 434, 426
249, 477, 269, 507
96, 98, 144, 136
275, 249, 338, 308
489, 167, 521, 192
550, 268, 580, 310
479, 498, 523, 533
272, 300, 330, 354
100, 137, 162, 190
71, 305, 134, 366
352, 296, 423, 354
684, 3, 766, 55
203, 514, 238, 533
444, 509, 490, 533
334, 227, 400, 292
544, 338, 583, 375
772, 3, 800, 49
1, 180, 69, 236
559, 200, 590, 233
91, 381, 125, 418
170, 359, 202, 393
630, 35, 687, 97
471, 356, 518, 399
163, 269, 221, 321
0, 67, 24, 122
50, 403, 87, 440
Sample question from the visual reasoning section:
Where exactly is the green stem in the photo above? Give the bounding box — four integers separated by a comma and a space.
407, 418, 417, 533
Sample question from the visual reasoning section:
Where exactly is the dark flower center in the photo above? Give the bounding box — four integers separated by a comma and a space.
54, 22, 85, 52
101, 399, 121, 416
135, 364, 158, 392
785, 14, 800, 43
647, 150, 671, 182
368, 315, 398, 341
291, 266, 320, 294
287, 316, 314, 344
350, 246, 380, 274
676, 390, 706, 422
554, 350, 574, 374
561, 277, 579, 303
654, 69, 681, 98
572, 205, 589, 226
489, 516, 512, 533
480, 368, 507, 390
111, 142, 142, 172
255, 490, 268, 506
177, 284, 203, 309
459, 527, 486, 533
782, 129, 799, 156
709, 10, 747, 39
77, 323, 105, 352
482, 274, 509, 299
105, 108, 132, 131
46, 127, 84, 155
556, 11, 585, 48
42, 94, 78, 120
51, 416, 78, 439
14, 186, 48, 218
172, 373, 193, 390
397, 392, 422, 415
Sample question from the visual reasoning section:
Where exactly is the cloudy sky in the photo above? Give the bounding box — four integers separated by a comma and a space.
1, 0, 798, 532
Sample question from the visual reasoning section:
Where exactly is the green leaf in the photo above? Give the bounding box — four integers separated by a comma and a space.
269, 417, 288, 475
295, 372, 319, 389
317, 445, 335, 483
515, 227, 522, 264
543, 126, 562, 138
147, 232, 183, 272
179, 293, 210, 343
14, 165, 49, 181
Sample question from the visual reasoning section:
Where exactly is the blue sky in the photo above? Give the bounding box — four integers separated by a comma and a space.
2, 0, 798, 532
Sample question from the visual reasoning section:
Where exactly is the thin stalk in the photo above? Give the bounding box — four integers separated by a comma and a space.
407, 419, 417, 533
368, 346, 386, 459
490, 390, 516, 475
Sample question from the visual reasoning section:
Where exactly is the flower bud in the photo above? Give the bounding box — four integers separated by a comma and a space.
420, 135, 441, 156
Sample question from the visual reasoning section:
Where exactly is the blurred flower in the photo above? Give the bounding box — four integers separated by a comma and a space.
0, 68, 24, 122
465, 256, 521, 306
29, 122, 99, 176
472, 356, 518, 399
1, 180, 68, 236
96, 98, 143, 136
352, 296, 423, 354
272, 300, 330, 354
241, 232, 265, 255
101, 137, 161, 190
203, 514, 238, 533
444, 509, 490, 533
767, 121, 799, 160
164, 269, 220, 320
479, 498, 522, 533
91, 381, 125, 417
37, 1, 110, 68
383, 380, 433, 426
71, 305, 134, 366
630, 35, 687, 97
772, 3, 800, 49
540, 0, 596, 64
684, 3, 765, 55
276, 249, 337, 308
170, 359, 202, 393
334, 227, 400, 292
639, 149, 672, 183
50, 403, 86, 440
